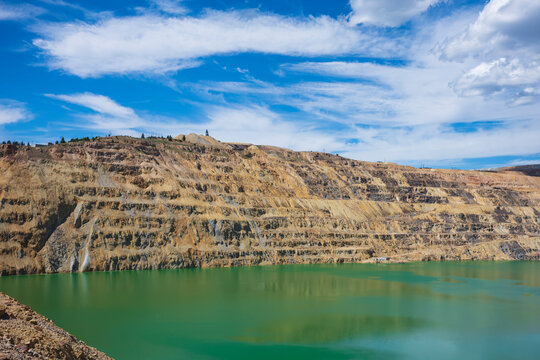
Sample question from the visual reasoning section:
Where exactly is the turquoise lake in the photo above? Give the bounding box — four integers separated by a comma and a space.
0, 262, 539, 359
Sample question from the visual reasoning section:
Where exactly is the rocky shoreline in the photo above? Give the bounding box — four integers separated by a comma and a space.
0, 291, 111, 359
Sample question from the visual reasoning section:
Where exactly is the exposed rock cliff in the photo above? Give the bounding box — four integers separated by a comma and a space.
0, 135, 538, 275
495, 164, 540, 177
0, 291, 111, 359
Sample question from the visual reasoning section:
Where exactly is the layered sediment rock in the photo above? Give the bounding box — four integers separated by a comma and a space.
0, 291, 111, 359
0, 136, 538, 275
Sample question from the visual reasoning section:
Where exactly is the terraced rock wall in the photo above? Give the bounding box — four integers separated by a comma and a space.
0, 136, 539, 275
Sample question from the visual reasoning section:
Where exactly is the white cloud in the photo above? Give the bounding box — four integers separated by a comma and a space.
26, 0, 540, 166
437, 0, 540, 103
45, 92, 331, 148
200, 105, 343, 151
45, 88, 540, 165
195, 79, 398, 124
46, 93, 136, 118
37, 0, 107, 20
150, 0, 187, 15
0, 2, 44, 21
47, 92, 197, 136
0, 101, 31, 125
198, 101, 540, 164
178, 0, 540, 164
32, 10, 376, 78
44, 91, 341, 151
216, 57, 537, 127
512, 87, 540, 106
188, 46, 540, 162
438, 0, 540, 61
453, 58, 540, 98
46, 93, 147, 135
340, 120, 540, 163
348, 0, 442, 27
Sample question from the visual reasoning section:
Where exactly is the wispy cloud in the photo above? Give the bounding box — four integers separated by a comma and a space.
149, 0, 187, 15
200, 105, 344, 151
0, 2, 45, 21
0, 100, 32, 125
348, 0, 443, 27
46, 93, 137, 118
46, 92, 211, 137
44, 92, 341, 150
340, 120, 540, 163
43, 87, 540, 166
182, 3, 540, 164
10, 0, 539, 168
31, 10, 390, 77
282, 60, 540, 125
46, 93, 146, 135
187, 76, 540, 163
198, 99, 540, 164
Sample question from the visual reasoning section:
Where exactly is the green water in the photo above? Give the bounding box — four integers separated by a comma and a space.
0, 262, 539, 359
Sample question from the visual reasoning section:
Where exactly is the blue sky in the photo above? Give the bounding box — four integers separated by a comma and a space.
0, 0, 539, 169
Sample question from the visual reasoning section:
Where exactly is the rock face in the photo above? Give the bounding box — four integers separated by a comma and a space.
495, 164, 540, 177
0, 291, 111, 359
0, 136, 539, 275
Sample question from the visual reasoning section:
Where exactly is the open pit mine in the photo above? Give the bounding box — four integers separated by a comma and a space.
0, 134, 539, 275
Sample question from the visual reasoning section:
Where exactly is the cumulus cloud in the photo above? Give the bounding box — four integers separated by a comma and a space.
453, 58, 540, 98
32, 10, 373, 78
437, 0, 540, 103
0, 100, 32, 125
438, 0, 540, 61
0, 2, 45, 21
348, 0, 442, 27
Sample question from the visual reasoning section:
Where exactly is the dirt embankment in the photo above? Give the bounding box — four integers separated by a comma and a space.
0, 291, 111, 359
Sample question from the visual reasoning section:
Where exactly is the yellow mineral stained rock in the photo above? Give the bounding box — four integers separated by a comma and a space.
0, 136, 538, 275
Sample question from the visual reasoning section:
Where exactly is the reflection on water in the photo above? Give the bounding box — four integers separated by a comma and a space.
401, 261, 540, 287
235, 314, 425, 344
0, 262, 539, 360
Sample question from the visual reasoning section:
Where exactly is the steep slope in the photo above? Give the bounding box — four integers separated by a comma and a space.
495, 164, 540, 177
0, 292, 111, 359
0, 136, 538, 275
